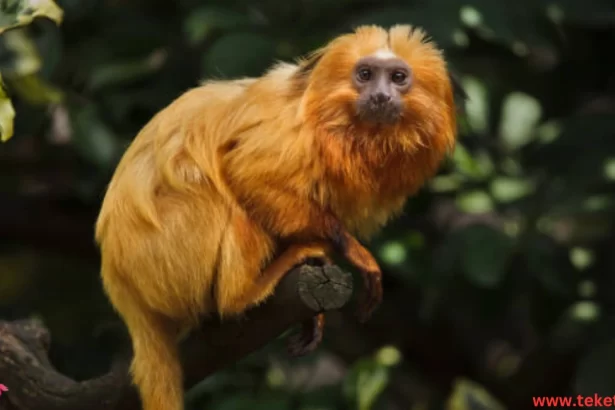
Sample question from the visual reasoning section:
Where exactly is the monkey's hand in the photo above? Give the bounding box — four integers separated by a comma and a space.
336, 232, 382, 322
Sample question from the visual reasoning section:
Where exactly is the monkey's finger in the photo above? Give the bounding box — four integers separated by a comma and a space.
356, 270, 382, 323
287, 313, 325, 357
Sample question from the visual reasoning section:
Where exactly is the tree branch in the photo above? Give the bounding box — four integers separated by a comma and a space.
0, 264, 353, 410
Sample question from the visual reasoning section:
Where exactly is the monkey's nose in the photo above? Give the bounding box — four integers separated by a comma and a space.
371, 92, 391, 104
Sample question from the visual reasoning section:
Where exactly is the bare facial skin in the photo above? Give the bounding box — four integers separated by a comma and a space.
352, 53, 413, 124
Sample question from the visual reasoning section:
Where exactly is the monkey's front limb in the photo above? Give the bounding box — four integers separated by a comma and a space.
236, 184, 383, 322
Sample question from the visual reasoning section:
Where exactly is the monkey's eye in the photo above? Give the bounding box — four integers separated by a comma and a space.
391, 70, 407, 84
356, 68, 372, 82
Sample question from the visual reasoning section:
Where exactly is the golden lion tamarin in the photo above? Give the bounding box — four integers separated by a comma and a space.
95, 24, 459, 410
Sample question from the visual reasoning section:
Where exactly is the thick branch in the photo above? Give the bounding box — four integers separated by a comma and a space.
0, 264, 353, 410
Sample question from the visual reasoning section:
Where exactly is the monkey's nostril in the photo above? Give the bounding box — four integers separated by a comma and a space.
371, 92, 391, 104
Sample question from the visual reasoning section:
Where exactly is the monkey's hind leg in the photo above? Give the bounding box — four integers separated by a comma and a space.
217, 240, 332, 355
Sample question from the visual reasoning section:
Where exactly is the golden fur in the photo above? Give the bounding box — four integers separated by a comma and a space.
95, 24, 457, 410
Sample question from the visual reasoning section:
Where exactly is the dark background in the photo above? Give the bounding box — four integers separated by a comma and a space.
1, 0, 615, 409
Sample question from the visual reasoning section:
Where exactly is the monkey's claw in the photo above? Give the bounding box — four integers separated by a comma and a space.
287, 314, 325, 357
357, 270, 382, 323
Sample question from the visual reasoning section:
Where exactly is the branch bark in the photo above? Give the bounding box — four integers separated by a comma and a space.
0, 264, 353, 410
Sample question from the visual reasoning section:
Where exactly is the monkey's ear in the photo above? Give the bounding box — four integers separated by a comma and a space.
294, 49, 325, 79
291, 49, 325, 94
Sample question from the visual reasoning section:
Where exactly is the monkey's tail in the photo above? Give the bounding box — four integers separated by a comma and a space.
103, 274, 185, 410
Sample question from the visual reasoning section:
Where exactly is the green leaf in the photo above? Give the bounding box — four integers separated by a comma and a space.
0, 74, 15, 142
87, 51, 167, 91
69, 105, 119, 169
378, 240, 407, 267
0, 0, 63, 34
575, 340, 615, 398
202, 32, 277, 78
459, 225, 514, 288
7, 73, 63, 104
0, 28, 42, 76
456, 190, 494, 213
498, 92, 543, 151
343, 359, 391, 410
490, 176, 535, 203
462, 76, 490, 134
438, 224, 514, 289
447, 378, 506, 410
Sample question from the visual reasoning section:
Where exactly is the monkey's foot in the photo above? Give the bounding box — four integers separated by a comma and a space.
287, 313, 325, 357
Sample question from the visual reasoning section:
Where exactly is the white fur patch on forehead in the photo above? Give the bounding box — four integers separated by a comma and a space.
371, 49, 398, 59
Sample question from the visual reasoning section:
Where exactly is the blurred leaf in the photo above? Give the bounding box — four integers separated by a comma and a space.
452, 144, 493, 180
0, 28, 41, 76
459, 225, 514, 288
184, 6, 253, 45
69, 104, 119, 169
525, 235, 576, 297
575, 340, 615, 398
379, 240, 407, 267
343, 359, 391, 410
570, 301, 600, 322
0, 73, 15, 141
7, 72, 63, 104
547, 0, 615, 26
490, 176, 535, 202
202, 32, 277, 78
499, 92, 542, 150
446, 378, 506, 410
375, 346, 403, 367
460, 0, 553, 51
569, 247, 595, 271
0, 0, 63, 33
88, 50, 167, 91
438, 224, 514, 289
430, 174, 463, 192
456, 190, 494, 213
461, 76, 489, 133
525, 114, 615, 186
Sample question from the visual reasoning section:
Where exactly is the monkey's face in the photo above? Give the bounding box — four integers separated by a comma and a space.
302, 24, 456, 149
352, 52, 412, 125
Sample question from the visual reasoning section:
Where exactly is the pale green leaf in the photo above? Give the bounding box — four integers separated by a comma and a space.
8, 73, 63, 105
447, 378, 506, 410
343, 360, 391, 410
0, 74, 16, 142
499, 92, 543, 150
357, 366, 389, 410
0, 28, 42, 76
0, 0, 63, 34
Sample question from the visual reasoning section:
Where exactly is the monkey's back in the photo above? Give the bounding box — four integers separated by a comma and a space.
95, 79, 264, 325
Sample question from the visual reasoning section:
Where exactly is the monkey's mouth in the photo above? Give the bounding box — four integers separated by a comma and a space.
355, 100, 402, 125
